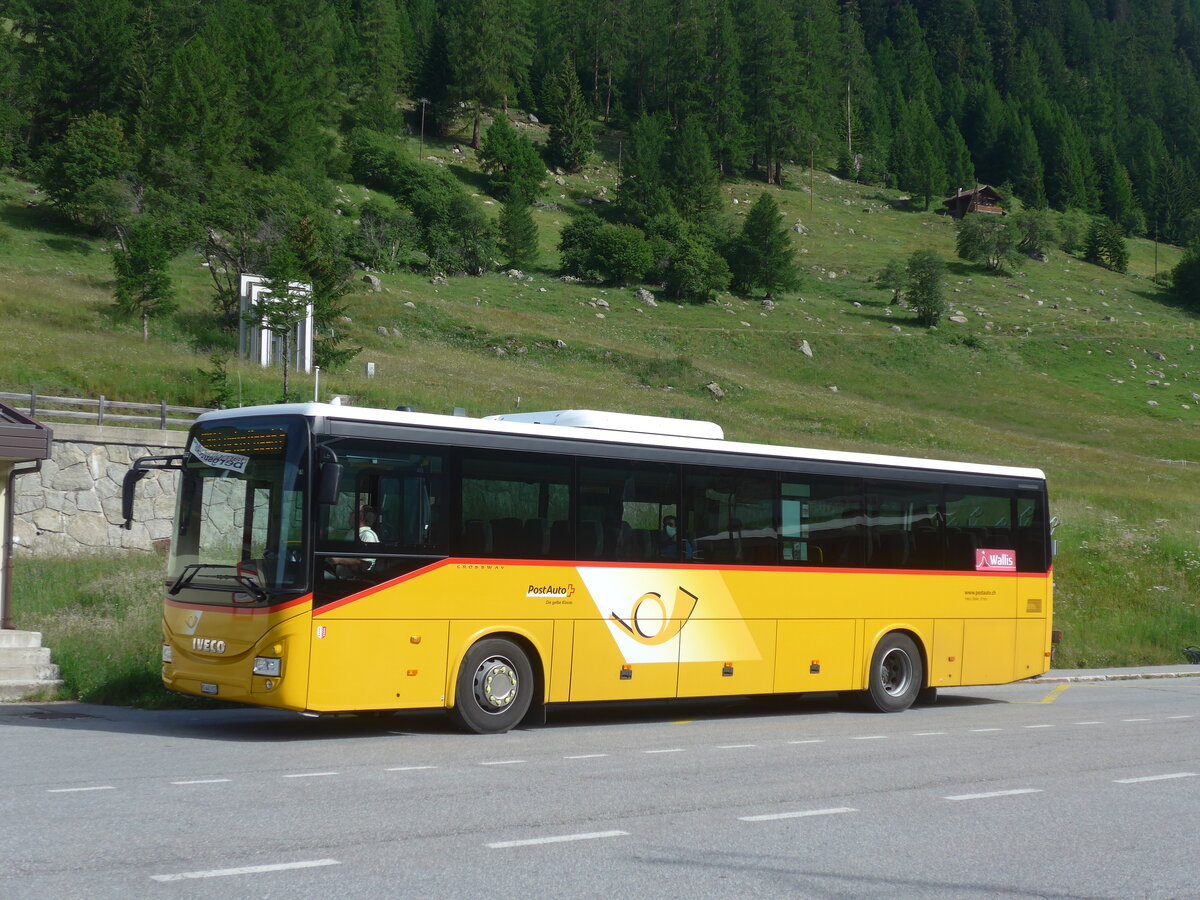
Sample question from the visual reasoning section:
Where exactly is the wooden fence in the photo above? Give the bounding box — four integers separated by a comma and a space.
0, 391, 211, 430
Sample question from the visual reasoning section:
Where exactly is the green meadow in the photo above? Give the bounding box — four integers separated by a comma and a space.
5, 129, 1199, 704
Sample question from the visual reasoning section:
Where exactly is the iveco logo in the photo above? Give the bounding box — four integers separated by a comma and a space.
192, 637, 227, 654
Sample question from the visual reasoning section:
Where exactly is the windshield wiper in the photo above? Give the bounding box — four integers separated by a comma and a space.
168, 564, 272, 603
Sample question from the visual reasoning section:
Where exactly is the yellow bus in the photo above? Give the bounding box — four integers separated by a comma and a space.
124, 404, 1054, 733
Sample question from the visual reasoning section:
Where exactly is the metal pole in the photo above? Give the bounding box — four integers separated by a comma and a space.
314, 366, 320, 403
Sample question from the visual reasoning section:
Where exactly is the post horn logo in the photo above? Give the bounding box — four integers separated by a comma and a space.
610, 586, 699, 646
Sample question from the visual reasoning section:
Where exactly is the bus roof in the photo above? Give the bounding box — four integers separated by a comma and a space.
196, 403, 1047, 483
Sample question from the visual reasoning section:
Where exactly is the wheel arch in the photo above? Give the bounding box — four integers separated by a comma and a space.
861, 623, 932, 690
444, 625, 548, 712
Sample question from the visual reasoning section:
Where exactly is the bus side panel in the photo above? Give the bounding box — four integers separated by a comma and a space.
678, 619, 776, 697
929, 618, 964, 687
1015, 619, 1050, 680
548, 620, 575, 703
960, 620, 1017, 685
1017, 574, 1053, 679
569, 620, 680, 701
307, 619, 449, 711
774, 619, 857, 693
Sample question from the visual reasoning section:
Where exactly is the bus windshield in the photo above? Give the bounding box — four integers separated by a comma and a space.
168, 416, 309, 604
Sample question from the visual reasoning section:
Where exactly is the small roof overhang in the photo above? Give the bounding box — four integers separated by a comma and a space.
0, 402, 52, 463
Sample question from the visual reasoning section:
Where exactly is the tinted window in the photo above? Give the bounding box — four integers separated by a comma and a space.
459, 452, 571, 558
684, 467, 776, 564
317, 440, 445, 555
864, 481, 943, 570
944, 488, 1014, 572
579, 460, 678, 561
780, 477, 864, 567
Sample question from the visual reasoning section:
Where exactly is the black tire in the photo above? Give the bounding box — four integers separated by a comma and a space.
863, 632, 923, 713
449, 638, 534, 734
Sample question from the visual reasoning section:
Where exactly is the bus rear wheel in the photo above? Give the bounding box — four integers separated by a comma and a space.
450, 638, 534, 734
863, 632, 923, 713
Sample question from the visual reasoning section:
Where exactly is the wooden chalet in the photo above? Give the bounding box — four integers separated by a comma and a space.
943, 185, 1004, 219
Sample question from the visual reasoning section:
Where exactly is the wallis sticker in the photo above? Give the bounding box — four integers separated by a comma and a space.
975, 549, 1017, 572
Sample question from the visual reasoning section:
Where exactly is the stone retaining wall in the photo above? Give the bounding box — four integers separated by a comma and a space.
12, 423, 186, 556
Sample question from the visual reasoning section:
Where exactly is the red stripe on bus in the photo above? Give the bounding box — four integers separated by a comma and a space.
312, 557, 1050, 615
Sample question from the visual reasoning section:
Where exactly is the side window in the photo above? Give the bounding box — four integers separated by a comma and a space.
317, 441, 445, 555
1015, 492, 1048, 573
578, 460, 678, 561
780, 476, 864, 567
684, 467, 776, 564
864, 481, 942, 570
944, 488, 1014, 571
458, 452, 571, 559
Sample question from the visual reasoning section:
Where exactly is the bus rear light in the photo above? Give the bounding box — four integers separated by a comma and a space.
162, 644, 173, 664
253, 657, 282, 677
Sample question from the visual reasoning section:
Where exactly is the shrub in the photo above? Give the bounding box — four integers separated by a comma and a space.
906, 249, 946, 327
590, 224, 654, 284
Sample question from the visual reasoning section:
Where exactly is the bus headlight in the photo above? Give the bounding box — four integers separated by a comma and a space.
162, 644, 173, 664
253, 657, 282, 677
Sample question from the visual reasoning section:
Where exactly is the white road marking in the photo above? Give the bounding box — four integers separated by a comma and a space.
1167, 715, 1193, 720
644, 748, 685, 754
171, 779, 232, 785
487, 830, 628, 849
944, 788, 1043, 801
386, 766, 437, 772
1023, 724, 1055, 729
151, 859, 340, 882
1073, 721, 1104, 725
788, 739, 824, 744
740, 807, 857, 822
1113, 773, 1197, 784
479, 760, 525, 766
564, 754, 608, 759
283, 772, 339, 778
718, 744, 758, 749
47, 785, 115, 793
970, 728, 1002, 733
851, 735, 888, 741
1121, 718, 1150, 722
912, 732, 947, 736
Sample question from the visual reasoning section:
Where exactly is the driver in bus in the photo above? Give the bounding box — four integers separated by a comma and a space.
327, 505, 379, 577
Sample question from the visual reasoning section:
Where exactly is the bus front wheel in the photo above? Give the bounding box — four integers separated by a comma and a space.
450, 638, 534, 734
863, 632, 923, 713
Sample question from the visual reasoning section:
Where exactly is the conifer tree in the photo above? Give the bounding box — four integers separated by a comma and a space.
478, 115, 545, 203
668, 117, 721, 225
1083, 217, 1129, 274
499, 196, 539, 269
618, 112, 672, 224
729, 192, 798, 296
545, 57, 593, 172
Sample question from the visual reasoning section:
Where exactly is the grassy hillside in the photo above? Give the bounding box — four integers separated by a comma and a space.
3, 126, 1199, 671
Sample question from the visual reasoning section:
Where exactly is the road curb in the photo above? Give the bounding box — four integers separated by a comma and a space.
1036, 670, 1200, 684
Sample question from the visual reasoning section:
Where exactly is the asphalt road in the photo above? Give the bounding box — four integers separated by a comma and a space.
2, 676, 1199, 899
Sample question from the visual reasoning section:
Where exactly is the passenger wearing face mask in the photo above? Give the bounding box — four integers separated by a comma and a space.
659, 515, 693, 560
